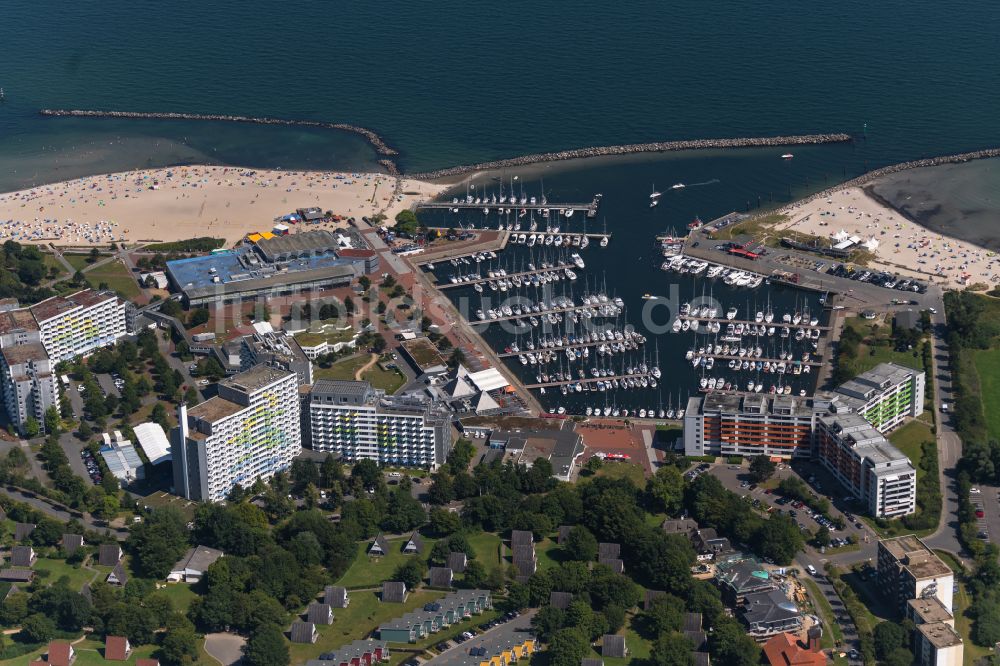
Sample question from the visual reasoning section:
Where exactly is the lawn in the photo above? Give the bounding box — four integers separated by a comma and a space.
158, 581, 200, 612
583, 620, 651, 666
65, 253, 105, 272
841, 317, 926, 376
42, 252, 69, 281
33, 557, 98, 592
974, 347, 1000, 442
467, 532, 502, 569
888, 420, 933, 478
337, 539, 422, 588
84, 259, 141, 299
594, 462, 647, 488
314, 354, 406, 395
534, 538, 562, 571
71, 639, 160, 666
288, 590, 445, 665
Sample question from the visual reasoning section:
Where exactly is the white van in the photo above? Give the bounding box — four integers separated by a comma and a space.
806, 564, 818, 576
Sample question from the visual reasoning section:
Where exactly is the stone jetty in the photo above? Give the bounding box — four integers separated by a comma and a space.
38, 108, 399, 157
410, 133, 853, 180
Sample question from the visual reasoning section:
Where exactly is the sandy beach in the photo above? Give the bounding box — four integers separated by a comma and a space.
775, 187, 1000, 290
0, 166, 445, 247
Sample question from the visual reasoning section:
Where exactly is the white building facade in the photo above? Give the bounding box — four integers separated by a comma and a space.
30, 290, 131, 362
174, 366, 301, 501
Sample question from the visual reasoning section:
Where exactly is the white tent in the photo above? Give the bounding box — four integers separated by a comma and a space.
474, 392, 500, 414
468, 368, 509, 393
863, 237, 880, 251
833, 229, 850, 242
133, 422, 172, 465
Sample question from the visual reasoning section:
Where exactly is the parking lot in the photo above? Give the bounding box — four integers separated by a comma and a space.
408, 609, 533, 666
826, 263, 928, 294
969, 486, 990, 542
692, 460, 876, 557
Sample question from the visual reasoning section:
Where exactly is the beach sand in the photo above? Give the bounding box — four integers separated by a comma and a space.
0, 166, 445, 247
775, 187, 1000, 290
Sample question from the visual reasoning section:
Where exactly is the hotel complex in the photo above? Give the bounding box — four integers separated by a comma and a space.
683, 363, 924, 517
305, 379, 452, 468
0, 290, 131, 435
173, 366, 302, 502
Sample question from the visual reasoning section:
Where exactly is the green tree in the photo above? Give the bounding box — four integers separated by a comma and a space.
548, 628, 590, 666
709, 618, 761, 666
23, 415, 40, 438
428, 507, 462, 536
44, 406, 62, 436
160, 614, 199, 666
464, 559, 488, 588
748, 455, 777, 483
646, 465, 684, 515
883, 648, 915, 666
392, 558, 427, 590
874, 621, 906, 660
188, 307, 210, 328
651, 633, 696, 666
563, 525, 598, 562
19, 613, 56, 643
242, 624, 290, 666
126, 506, 190, 578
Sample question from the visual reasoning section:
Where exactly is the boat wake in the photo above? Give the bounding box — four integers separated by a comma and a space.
683, 178, 721, 188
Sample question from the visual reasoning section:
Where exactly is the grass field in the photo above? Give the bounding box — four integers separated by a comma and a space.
288, 590, 445, 665
467, 532, 503, 569
84, 259, 141, 299
158, 581, 200, 612
841, 317, 925, 376
534, 538, 562, 571
888, 420, 934, 481
65, 253, 105, 272
594, 462, 647, 488
33, 557, 98, 592
584, 621, 650, 666
314, 355, 406, 394
42, 253, 69, 281
337, 539, 421, 588
974, 347, 1000, 442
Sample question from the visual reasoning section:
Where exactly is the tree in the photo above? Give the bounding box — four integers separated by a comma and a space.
874, 621, 907, 660
392, 558, 426, 590
428, 507, 462, 536
748, 455, 776, 483
23, 415, 40, 438
646, 465, 684, 515
96, 494, 121, 522
351, 459, 382, 489
464, 559, 488, 588
44, 406, 61, 436
126, 506, 190, 578
709, 618, 761, 666
883, 648, 915, 666
160, 614, 199, 666
242, 624, 290, 666
548, 627, 590, 666
563, 525, 598, 562
88, 247, 101, 263
651, 632, 696, 666
813, 525, 831, 548
19, 613, 56, 643
751, 514, 805, 565
583, 456, 603, 475
639, 595, 685, 637
188, 307, 210, 328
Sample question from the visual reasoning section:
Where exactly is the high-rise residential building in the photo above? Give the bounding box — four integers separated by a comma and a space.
29, 290, 132, 363
830, 362, 925, 432
306, 380, 451, 467
172, 366, 301, 502
0, 343, 57, 435
877, 535, 953, 614
816, 412, 917, 518
682, 393, 820, 459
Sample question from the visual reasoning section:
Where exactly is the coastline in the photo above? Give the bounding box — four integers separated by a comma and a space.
0, 165, 444, 247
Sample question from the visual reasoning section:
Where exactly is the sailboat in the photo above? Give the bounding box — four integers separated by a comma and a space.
649, 184, 662, 207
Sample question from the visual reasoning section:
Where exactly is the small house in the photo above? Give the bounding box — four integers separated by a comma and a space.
510, 530, 534, 547
382, 581, 408, 603
290, 621, 318, 644
557, 525, 573, 544
105, 636, 131, 661
11, 546, 36, 568
549, 591, 574, 610
429, 567, 454, 588
46, 642, 76, 666
307, 603, 334, 626
602, 635, 628, 659
99, 544, 123, 567
447, 551, 467, 573
403, 533, 424, 554
369, 534, 390, 557
14, 523, 35, 542
0, 569, 34, 583
324, 585, 349, 608
61, 534, 84, 557
107, 562, 128, 587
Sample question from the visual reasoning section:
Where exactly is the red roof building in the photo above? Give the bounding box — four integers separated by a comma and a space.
763, 630, 826, 666
46, 642, 76, 666
105, 636, 132, 661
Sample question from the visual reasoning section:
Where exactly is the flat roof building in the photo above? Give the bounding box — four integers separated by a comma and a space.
0, 342, 57, 436
29, 290, 132, 363
877, 535, 953, 614
914, 622, 963, 666
173, 366, 301, 502
132, 422, 172, 466
830, 362, 924, 433
240, 327, 313, 386
100, 432, 145, 483
816, 412, 917, 518
683, 393, 820, 459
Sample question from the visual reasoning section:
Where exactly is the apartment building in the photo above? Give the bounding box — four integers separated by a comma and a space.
816, 412, 917, 518
682, 393, 820, 459
306, 380, 451, 468
0, 343, 57, 435
30, 290, 131, 362
877, 536, 953, 614
172, 366, 301, 501
831, 362, 924, 432
907, 597, 963, 666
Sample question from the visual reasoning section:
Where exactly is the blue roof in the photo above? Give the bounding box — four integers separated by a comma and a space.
166, 247, 359, 293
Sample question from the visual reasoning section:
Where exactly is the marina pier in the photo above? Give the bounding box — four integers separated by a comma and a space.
418, 195, 602, 218
474, 301, 623, 324
677, 315, 832, 332
525, 373, 654, 389
436, 263, 578, 289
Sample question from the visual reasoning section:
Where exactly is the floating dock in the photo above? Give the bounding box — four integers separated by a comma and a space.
475, 302, 623, 324
418, 196, 602, 218
497, 339, 642, 358
678, 315, 832, 332
437, 263, 578, 289
526, 373, 654, 389
690, 353, 822, 367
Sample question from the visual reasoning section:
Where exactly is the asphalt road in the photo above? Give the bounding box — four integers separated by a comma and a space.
423, 609, 536, 665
